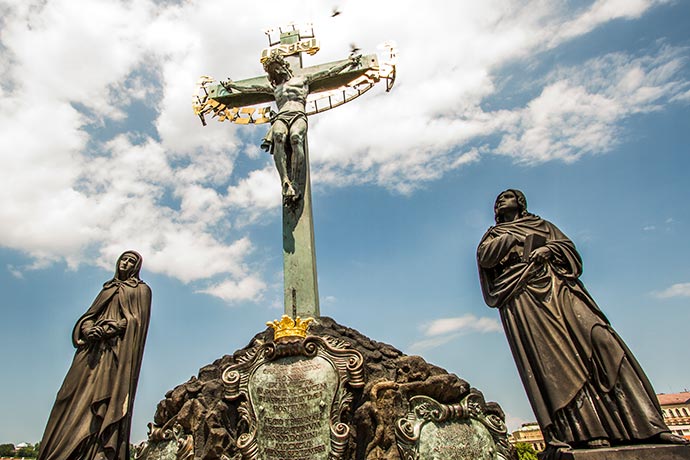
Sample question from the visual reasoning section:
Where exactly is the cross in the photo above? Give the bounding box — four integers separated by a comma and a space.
193, 24, 395, 318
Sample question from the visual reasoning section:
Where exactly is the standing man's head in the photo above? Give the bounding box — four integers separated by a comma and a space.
494, 189, 529, 223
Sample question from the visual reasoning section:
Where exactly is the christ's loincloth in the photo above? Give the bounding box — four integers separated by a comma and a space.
261, 111, 308, 153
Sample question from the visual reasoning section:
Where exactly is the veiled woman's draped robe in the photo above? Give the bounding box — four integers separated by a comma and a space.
39, 269, 151, 460
477, 215, 667, 447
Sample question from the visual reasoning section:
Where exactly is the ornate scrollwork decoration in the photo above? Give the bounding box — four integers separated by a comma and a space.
323, 335, 352, 350
132, 441, 150, 460
234, 346, 260, 366
173, 424, 194, 460
329, 421, 350, 458
236, 401, 258, 459
460, 389, 510, 458
395, 391, 512, 460
395, 397, 445, 460
221, 333, 364, 460
134, 422, 194, 460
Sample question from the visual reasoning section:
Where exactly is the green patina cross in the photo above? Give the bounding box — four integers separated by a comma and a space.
194, 24, 395, 318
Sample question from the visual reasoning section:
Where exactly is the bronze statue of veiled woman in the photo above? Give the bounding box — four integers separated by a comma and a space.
477, 190, 687, 455
39, 251, 152, 460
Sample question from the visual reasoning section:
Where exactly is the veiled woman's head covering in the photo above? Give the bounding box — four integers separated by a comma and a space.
494, 189, 530, 223
115, 250, 143, 281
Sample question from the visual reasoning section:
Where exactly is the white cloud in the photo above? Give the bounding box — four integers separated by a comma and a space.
0, 0, 686, 301
654, 283, 690, 299
550, 0, 663, 47
305, 0, 687, 191
409, 333, 463, 353
226, 167, 282, 212
495, 82, 620, 163
423, 315, 502, 336
3, 0, 154, 120
504, 412, 533, 433
198, 275, 267, 302
494, 47, 689, 163
410, 315, 502, 352
672, 88, 690, 103
7, 265, 24, 279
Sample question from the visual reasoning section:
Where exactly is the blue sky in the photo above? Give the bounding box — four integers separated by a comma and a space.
1, 0, 690, 445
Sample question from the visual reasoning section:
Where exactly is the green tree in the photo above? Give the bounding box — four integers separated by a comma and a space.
16, 445, 37, 458
514, 442, 539, 460
0, 444, 15, 457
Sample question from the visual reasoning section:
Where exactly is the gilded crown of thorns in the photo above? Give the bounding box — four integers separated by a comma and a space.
262, 52, 290, 73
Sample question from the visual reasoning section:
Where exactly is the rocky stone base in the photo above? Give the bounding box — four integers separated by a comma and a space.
145, 316, 513, 460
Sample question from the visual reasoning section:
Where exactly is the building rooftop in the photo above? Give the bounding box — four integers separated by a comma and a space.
658, 392, 690, 406
514, 422, 541, 432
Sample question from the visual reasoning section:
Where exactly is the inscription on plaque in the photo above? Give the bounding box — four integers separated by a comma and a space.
418, 419, 494, 460
222, 335, 364, 460
249, 356, 338, 460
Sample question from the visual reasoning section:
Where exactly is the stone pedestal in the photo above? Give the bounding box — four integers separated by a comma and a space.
555, 444, 690, 460
138, 317, 514, 460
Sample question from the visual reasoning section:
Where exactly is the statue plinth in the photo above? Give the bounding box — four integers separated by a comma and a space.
551, 444, 690, 460
137, 316, 514, 460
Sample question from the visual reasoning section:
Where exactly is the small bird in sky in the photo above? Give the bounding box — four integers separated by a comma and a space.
331, 7, 341, 17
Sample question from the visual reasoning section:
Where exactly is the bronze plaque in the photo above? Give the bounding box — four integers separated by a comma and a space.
417, 418, 494, 460
396, 393, 512, 460
222, 336, 364, 460
249, 356, 337, 460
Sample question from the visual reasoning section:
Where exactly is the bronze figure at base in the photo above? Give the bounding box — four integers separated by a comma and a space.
477, 190, 688, 458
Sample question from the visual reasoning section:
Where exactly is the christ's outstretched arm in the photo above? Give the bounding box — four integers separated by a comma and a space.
305, 55, 361, 84
221, 80, 273, 94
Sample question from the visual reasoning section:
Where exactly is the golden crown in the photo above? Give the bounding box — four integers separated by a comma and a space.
267, 315, 314, 340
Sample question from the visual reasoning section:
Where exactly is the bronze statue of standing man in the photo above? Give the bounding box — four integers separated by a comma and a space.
224, 52, 360, 205
477, 190, 688, 455
39, 251, 152, 460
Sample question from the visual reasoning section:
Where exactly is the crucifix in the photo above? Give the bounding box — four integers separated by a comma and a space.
193, 24, 395, 318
